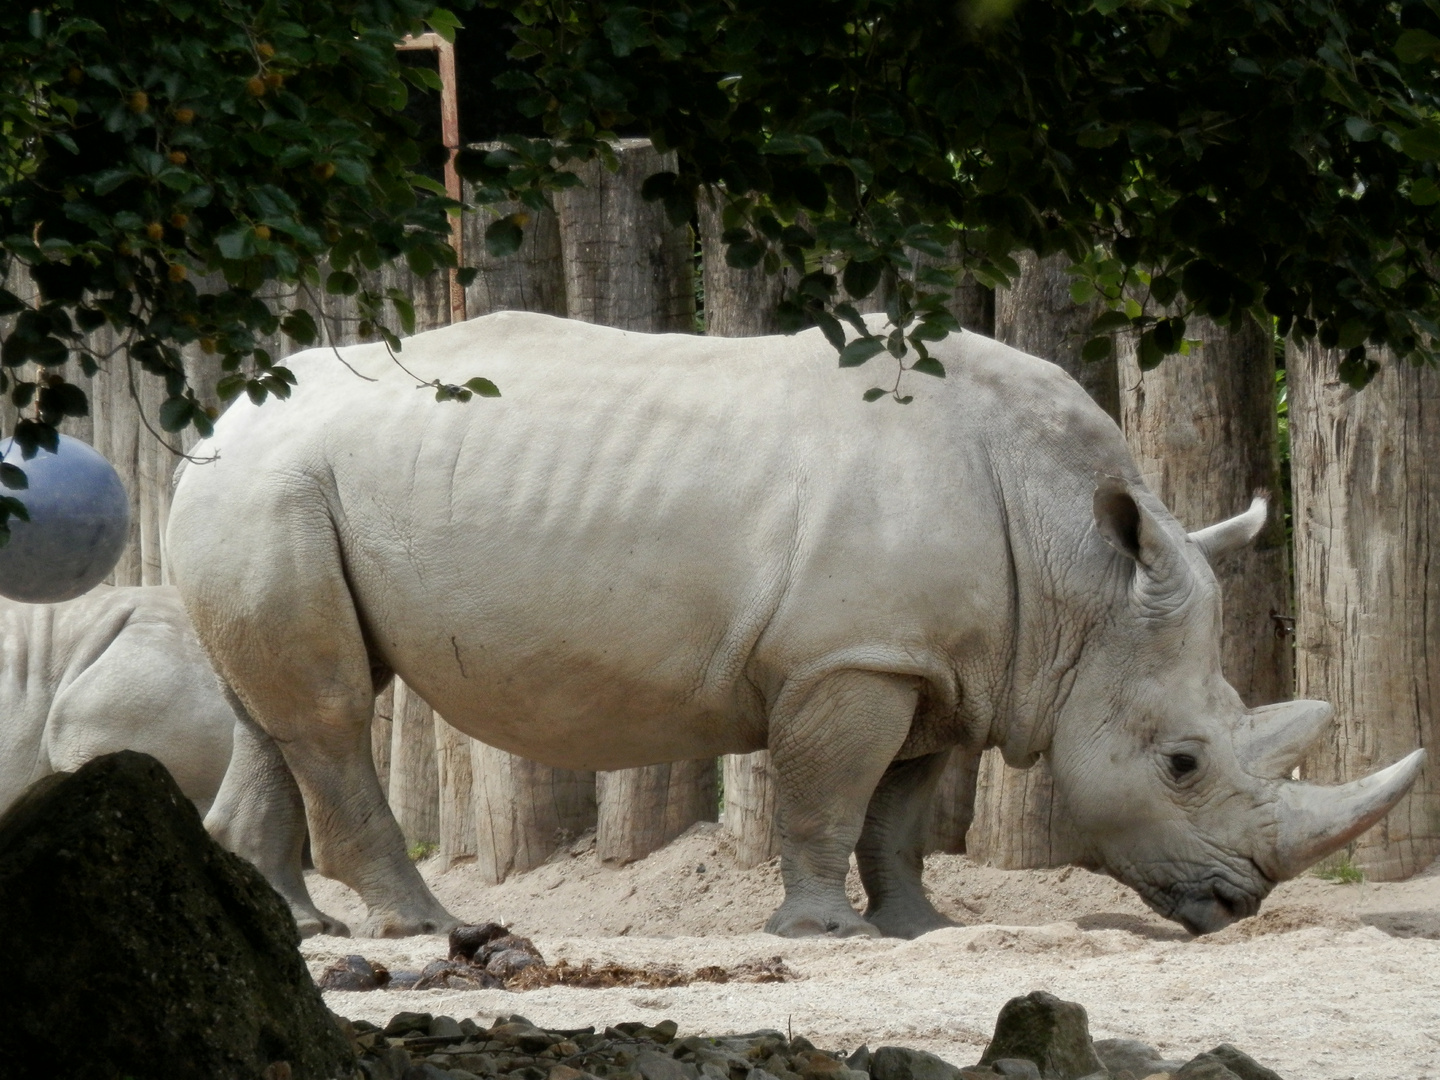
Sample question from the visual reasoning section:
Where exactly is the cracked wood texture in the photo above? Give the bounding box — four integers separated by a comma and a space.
1118, 314, 1293, 709
1289, 341, 1440, 880
966, 251, 1114, 869
596, 760, 719, 866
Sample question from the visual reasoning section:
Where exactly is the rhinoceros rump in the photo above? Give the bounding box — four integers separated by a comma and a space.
166, 311, 1423, 938
0, 586, 344, 936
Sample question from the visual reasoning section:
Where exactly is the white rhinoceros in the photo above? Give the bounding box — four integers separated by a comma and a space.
0, 585, 344, 936
166, 311, 1424, 939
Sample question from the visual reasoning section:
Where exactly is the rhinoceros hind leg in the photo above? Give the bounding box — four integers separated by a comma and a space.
175, 488, 459, 939
204, 704, 351, 938
764, 670, 918, 938
855, 749, 956, 939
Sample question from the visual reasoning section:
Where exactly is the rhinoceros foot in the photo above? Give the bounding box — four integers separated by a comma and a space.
864, 903, 956, 940
292, 905, 350, 939
764, 901, 880, 938
356, 905, 463, 939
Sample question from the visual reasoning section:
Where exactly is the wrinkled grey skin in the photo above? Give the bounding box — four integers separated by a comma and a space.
167, 311, 1422, 939
0, 586, 342, 937
0, 586, 235, 817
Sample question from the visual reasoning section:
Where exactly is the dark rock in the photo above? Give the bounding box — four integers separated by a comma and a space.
488, 946, 542, 978
639, 1049, 702, 1080
0, 752, 355, 1080
871, 1045, 964, 1080
846, 1047, 872, 1073
319, 954, 391, 991
1204, 1045, 1284, 1080
385, 1012, 435, 1037
1173, 1057, 1243, 1080
991, 1060, 1043, 1079
1092, 1038, 1185, 1079
449, 922, 510, 962
413, 958, 501, 991
977, 992, 1106, 1080
387, 970, 422, 990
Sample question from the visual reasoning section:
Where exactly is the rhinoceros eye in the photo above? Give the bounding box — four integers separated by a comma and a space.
1168, 752, 1199, 780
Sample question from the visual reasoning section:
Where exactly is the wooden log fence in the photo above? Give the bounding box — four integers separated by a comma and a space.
8, 137, 1435, 887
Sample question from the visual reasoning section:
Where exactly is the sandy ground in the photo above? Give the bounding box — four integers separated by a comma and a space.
305, 823, 1440, 1080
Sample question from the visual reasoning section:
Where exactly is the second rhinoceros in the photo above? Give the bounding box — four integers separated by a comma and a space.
167, 311, 1423, 938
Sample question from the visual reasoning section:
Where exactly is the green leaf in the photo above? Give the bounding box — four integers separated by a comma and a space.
0, 463, 27, 490
1400, 124, 1440, 161
1396, 28, 1440, 64
1411, 177, 1440, 206
1345, 117, 1378, 142
326, 270, 359, 296
159, 396, 193, 432
1082, 336, 1114, 363
1091, 310, 1131, 333
485, 217, 524, 258
1069, 279, 1097, 305
839, 337, 885, 367
842, 258, 883, 300
911, 356, 945, 378
91, 168, 135, 195
862, 387, 887, 402
464, 376, 501, 398
725, 241, 764, 269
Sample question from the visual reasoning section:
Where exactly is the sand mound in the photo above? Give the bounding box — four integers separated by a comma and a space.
304, 824, 1440, 1080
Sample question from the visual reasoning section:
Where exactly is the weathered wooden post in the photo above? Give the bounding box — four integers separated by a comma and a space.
389, 678, 440, 852
1289, 343, 1440, 879
554, 139, 717, 864
434, 715, 477, 870
471, 744, 597, 882
1119, 316, 1292, 707
967, 250, 1111, 868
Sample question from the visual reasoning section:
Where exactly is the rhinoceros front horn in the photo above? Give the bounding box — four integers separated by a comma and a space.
1273, 749, 1427, 879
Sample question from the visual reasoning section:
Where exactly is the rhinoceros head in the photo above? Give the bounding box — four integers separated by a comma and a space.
1047, 478, 1425, 935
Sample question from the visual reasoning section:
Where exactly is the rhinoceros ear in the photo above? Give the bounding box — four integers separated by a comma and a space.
1188, 494, 1268, 564
1092, 476, 1185, 580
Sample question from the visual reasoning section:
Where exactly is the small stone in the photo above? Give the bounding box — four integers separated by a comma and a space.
870, 1046, 963, 1080
402, 1064, 453, 1080
846, 1047, 871, 1074
450, 1072, 485, 1080
1202, 1046, 1283, 1080
551, 1066, 589, 1080
388, 970, 423, 990
320, 954, 391, 991
990, 1060, 1042, 1080
639, 1049, 702, 1080
450, 922, 511, 961
1173, 1057, 1243, 1080
977, 992, 1106, 1079
430, 1016, 465, 1039
385, 1012, 435, 1037
1093, 1039, 1185, 1080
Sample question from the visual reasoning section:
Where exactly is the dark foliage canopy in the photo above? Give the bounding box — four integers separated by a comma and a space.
5, 0, 1440, 536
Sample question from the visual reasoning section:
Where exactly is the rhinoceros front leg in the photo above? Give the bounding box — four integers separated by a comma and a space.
765, 669, 917, 938
205, 705, 349, 938
855, 749, 956, 938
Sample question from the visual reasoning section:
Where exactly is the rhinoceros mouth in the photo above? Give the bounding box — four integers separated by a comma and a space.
1124, 861, 1272, 935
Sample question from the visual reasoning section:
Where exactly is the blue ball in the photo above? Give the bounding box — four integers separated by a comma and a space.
0, 434, 131, 602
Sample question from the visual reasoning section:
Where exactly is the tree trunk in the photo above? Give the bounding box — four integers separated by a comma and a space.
1119, 315, 1292, 706
464, 193, 567, 318
555, 139, 695, 333
698, 188, 789, 337
722, 751, 780, 868
596, 759, 718, 866
434, 713, 477, 870
1289, 342, 1440, 880
926, 747, 982, 854
969, 250, 1112, 869
471, 743, 597, 884
388, 678, 439, 851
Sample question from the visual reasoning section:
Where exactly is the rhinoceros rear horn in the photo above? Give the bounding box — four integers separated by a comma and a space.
1273, 749, 1427, 879
1236, 699, 1333, 779
1188, 493, 1268, 563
